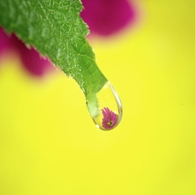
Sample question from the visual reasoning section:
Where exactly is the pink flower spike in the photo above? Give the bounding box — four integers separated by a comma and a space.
101, 107, 118, 130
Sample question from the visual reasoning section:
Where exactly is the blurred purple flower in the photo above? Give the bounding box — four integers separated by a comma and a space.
0, 27, 53, 77
102, 107, 117, 130
0, 0, 136, 76
80, 0, 136, 36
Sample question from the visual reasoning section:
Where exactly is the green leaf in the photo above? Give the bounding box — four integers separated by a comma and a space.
0, 0, 107, 115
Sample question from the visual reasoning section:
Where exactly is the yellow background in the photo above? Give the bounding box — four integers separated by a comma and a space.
0, 0, 195, 194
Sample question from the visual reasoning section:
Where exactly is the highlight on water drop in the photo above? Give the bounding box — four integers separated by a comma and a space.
87, 81, 122, 130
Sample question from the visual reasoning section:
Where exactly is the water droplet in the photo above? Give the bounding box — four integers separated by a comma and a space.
87, 82, 122, 130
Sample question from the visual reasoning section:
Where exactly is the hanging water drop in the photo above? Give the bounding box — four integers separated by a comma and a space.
87, 82, 122, 130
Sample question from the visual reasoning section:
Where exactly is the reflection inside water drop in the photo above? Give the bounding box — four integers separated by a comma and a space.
87, 82, 122, 130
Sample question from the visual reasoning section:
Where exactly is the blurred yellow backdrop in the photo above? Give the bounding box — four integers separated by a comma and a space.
0, 0, 195, 194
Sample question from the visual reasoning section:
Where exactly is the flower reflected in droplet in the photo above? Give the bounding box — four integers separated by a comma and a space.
101, 107, 117, 130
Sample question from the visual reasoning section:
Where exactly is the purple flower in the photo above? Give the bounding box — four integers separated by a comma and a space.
80, 0, 136, 36
101, 107, 117, 130
0, 27, 53, 77
0, 0, 137, 76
